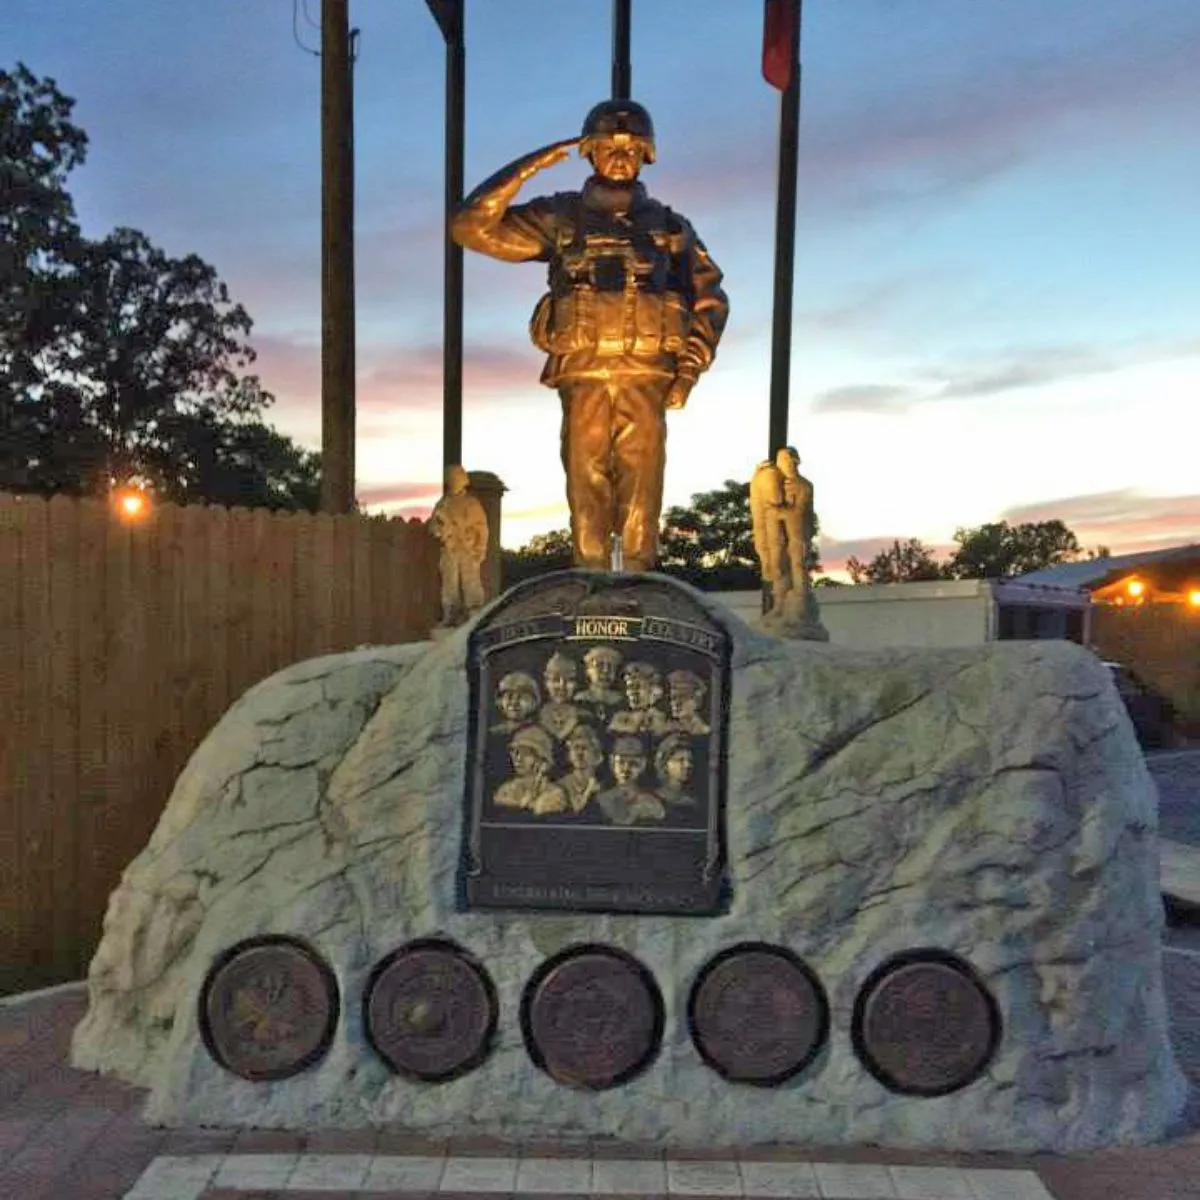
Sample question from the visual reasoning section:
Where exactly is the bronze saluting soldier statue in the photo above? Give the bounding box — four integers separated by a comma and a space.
452, 100, 729, 572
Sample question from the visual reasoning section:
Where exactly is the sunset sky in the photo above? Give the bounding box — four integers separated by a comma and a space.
9, 0, 1200, 570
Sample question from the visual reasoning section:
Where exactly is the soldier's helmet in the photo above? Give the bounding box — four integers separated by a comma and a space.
580, 99, 656, 164
510, 724, 554, 764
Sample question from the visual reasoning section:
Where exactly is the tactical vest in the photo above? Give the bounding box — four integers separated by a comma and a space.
530, 196, 693, 358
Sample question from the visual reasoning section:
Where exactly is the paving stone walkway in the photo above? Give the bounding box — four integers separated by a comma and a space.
1, 950, 1199, 1200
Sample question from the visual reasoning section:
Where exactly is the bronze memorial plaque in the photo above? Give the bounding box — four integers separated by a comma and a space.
852, 952, 1001, 1096
363, 941, 497, 1082
199, 936, 339, 1082
689, 944, 829, 1085
522, 945, 663, 1090
460, 571, 730, 916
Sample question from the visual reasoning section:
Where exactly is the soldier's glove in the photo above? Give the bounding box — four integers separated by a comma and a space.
664, 376, 695, 410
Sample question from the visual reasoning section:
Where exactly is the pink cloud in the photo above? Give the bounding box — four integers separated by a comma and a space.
1001, 492, 1200, 556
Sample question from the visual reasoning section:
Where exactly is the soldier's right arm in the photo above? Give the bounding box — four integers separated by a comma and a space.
452, 139, 577, 262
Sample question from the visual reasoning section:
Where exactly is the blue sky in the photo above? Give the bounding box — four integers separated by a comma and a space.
8, 0, 1200, 568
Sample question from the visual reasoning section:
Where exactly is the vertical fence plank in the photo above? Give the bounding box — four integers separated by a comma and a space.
331, 513, 355, 653
46, 495, 82, 979
74, 498, 111, 965
267, 511, 296, 677
176, 503, 211, 763
15, 499, 56, 990
351, 512, 372, 649
226, 507, 258, 697
205, 506, 231, 733
367, 517, 392, 646
0, 497, 26, 993
311, 513, 336, 657
246, 506, 275, 688
291, 510, 315, 664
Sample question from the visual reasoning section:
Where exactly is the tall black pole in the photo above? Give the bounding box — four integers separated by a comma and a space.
767, 0, 802, 459
443, 3, 465, 471
612, 0, 632, 100
425, 1, 465, 473
320, 0, 357, 513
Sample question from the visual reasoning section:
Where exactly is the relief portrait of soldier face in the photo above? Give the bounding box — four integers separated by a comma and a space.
510, 742, 547, 780
668, 672, 703, 720
496, 675, 540, 725
663, 745, 692, 789
623, 664, 663, 712
543, 655, 577, 703
566, 725, 604, 772
611, 748, 647, 786
585, 649, 621, 691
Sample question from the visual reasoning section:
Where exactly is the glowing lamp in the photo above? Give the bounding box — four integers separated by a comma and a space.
114, 489, 148, 519
1126, 579, 1145, 598
1189, 589, 1200, 609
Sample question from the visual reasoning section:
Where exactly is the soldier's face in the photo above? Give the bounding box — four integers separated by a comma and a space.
545, 668, 574, 703
611, 753, 645, 784
590, 134, 645, 182
567, 735, 598, 770
510, 746, 544, 777
625, 673, 659, 710
499, 688, 536, 722
665, 749, 692, 787
587, 656, 617, 688
669, 684, 698, 718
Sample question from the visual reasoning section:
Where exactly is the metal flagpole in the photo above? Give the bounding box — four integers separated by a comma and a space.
425, 0, 466, 473
764, 0, 803, 459
612, 0, 632, 100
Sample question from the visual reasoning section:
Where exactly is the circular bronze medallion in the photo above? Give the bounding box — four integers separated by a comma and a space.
522, 945, 663, 1090
364, 941, 497, 1082
689, 944, 828, 1085
852, 952, 1001, 1097
199, 936, 338, 1082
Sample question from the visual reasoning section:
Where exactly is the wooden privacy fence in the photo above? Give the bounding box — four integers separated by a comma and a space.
0, 493, 441, 996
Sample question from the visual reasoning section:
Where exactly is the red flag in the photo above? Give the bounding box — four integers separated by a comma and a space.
763, 0, 799, 91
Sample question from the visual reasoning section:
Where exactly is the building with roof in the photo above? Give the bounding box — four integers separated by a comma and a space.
1020, 543, 1200, 608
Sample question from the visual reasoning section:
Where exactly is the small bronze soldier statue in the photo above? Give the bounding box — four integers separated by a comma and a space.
750, 446, 829, 640
453, 100, 729, 572
427, 465, 489, 627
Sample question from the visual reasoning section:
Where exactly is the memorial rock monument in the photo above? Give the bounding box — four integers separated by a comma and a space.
72, 568, 1187, 1151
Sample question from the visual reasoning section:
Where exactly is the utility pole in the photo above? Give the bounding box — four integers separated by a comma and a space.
425, 0, 465, 473
320, 0, 357, 514
612, 0, 632, 100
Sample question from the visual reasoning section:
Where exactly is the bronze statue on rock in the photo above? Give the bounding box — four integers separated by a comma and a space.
453, 100, 729, 573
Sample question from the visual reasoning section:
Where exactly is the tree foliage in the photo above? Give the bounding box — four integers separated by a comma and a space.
845, 520, 1092, 584
502, 481, 824, 592
943, 520, 1083, 580
1, 63, 320, 509
846, 538, 945, 584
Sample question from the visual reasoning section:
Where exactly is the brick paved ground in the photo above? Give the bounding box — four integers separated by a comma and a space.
1, 951, 1199, 1200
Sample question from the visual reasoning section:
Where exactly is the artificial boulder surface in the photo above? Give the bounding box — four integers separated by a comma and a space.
71, 581, 1187, 1150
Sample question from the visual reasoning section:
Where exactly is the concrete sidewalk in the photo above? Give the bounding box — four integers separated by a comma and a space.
2, 951, 1199, 1200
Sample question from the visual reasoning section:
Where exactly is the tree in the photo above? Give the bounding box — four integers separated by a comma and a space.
944, 520, 1082, 579
1, 64, 321, 510
1, 64, 89, 486
846, 538, 946, 584
501, 527, 574, 588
